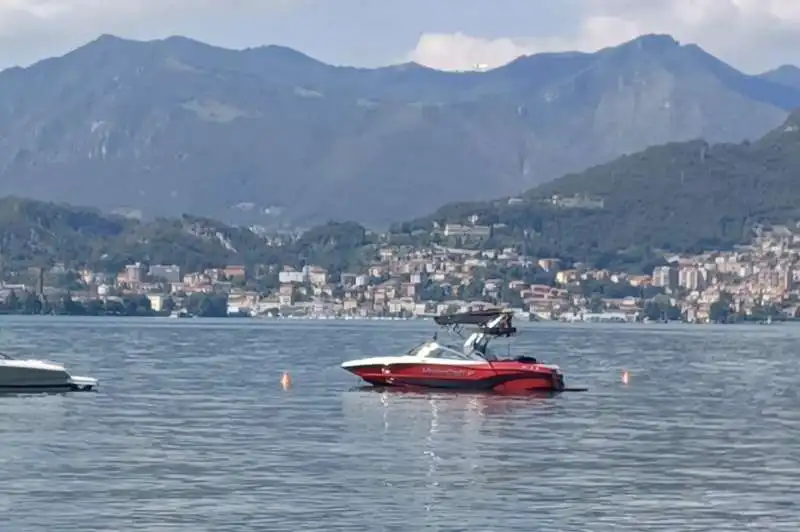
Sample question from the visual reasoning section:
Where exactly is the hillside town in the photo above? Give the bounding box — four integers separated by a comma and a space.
1, 224, 798, 324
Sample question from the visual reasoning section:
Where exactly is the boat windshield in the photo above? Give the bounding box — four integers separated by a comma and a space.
406, 342, 429, 357
469, 335, 503, 361
425, 346, 485, 361
406, 341, 478, 360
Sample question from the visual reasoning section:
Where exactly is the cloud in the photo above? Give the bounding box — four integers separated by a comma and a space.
2, 0, 800, 73
408, 0, 800, 73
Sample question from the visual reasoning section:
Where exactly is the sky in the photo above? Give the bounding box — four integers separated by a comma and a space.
0, 0, 799, 73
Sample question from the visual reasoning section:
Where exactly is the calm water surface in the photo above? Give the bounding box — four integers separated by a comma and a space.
0, 317, 799, 531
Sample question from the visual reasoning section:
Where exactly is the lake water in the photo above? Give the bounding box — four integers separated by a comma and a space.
0, 317, 798, 531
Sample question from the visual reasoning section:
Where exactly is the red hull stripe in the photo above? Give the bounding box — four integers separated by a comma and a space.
348, 364, 563, 391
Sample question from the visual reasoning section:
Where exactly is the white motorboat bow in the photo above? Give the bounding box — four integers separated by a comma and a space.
0, 352, 98, 393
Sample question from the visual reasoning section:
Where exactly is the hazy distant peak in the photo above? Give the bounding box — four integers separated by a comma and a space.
760, 65, 800, 90
502, 49, 588, 67
160, 35, 207, 46
245, 44, 324, 65
591, 33, 679, 56
253, 44, 311, 57
765, 64, 800, 75
629, 33, 681, 49
375, 61, 437, 73
389, 61, 427, 70
63, 33, 152, 59
92, 33, 130, 44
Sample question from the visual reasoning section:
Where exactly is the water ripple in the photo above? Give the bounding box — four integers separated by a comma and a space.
0, 317, 798, 531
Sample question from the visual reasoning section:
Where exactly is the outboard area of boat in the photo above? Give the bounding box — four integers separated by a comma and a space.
68, 375, 99, 392
0, 352, 98, 394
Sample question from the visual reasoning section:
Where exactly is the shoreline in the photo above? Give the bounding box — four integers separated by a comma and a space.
0, 312, 791, 325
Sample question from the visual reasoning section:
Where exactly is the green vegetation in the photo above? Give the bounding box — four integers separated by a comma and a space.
0, 290, 237, 318
709, 294, 734, 323
0, 291, 158, 316
0, 198, 376, 275
399, 112, 800, 272
643, 299, 682, 321
708, 292, 784, 323
0, 197, 264, 272
183, 293, 229, 318
291, 221, 378, 273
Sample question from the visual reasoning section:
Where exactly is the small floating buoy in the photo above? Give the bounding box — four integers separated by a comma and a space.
280, 371, 292, 390
621, 370, 630, 385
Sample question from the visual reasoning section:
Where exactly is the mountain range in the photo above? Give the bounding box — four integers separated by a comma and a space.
1, 33, 800, 227
4, 110, 800, 275
407, 110, 800, 271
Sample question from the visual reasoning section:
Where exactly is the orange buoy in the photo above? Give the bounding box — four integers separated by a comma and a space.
280, 371, 292, 390
621, 370, 630, 385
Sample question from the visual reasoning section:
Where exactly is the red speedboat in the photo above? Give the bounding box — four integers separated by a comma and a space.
341, 308, 567, 394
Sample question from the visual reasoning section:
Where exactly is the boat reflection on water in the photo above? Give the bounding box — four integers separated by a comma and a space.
339, 387, 563, 525
346, 385, 560, 416
340, 385, 562, 437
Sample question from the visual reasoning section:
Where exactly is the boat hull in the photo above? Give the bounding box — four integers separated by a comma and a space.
0, 365, 98, 394
345, 362, 564, 394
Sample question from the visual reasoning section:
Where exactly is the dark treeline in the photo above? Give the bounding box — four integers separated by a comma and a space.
0, 197, 376, 277
0, 291, 233, 318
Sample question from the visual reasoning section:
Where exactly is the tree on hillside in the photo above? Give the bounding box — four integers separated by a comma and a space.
709, 292, 734, 323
